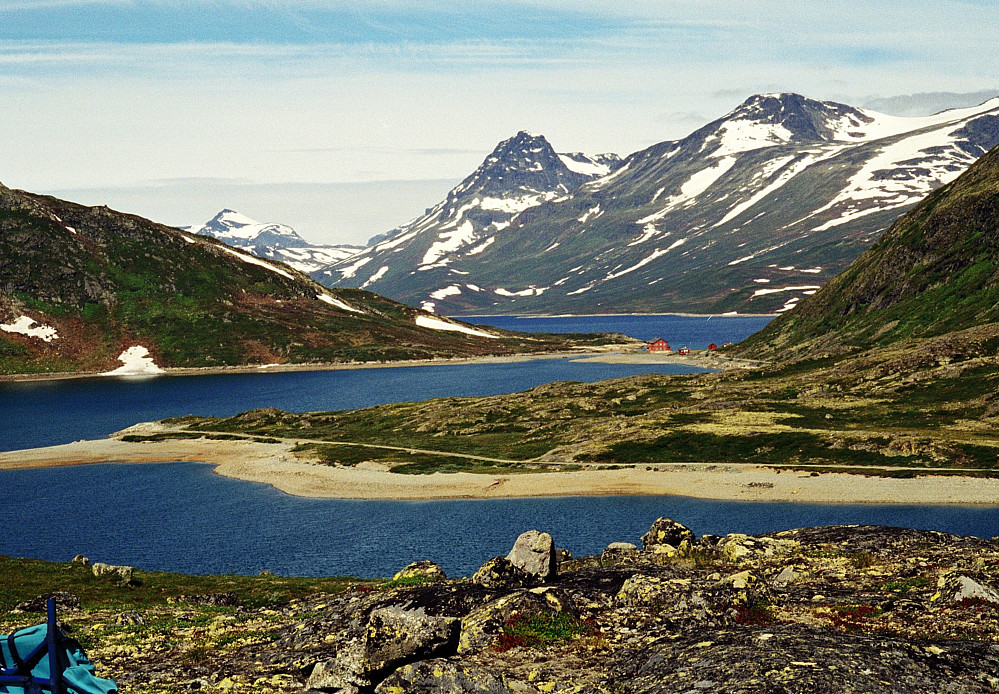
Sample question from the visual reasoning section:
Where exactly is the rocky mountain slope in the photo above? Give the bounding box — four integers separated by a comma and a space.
315, 131, 621, 312
739, 139, 999, 358
322, 93, 999, 316
0, 184, 629, 376
186, 209, 362, 274
6, 521, 999, 693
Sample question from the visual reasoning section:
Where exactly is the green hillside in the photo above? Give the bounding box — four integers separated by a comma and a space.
0, 184, 627, 375
738, 143, 999, 359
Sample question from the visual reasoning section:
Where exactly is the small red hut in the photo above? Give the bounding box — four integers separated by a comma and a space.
648, 338, 671, 353
708, 343, 718, 351
677, 347, 690, 355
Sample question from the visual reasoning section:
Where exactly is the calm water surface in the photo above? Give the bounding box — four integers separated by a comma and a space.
0, 314, 771, 452
1, 463, 997, 578
5, 313, 994, 578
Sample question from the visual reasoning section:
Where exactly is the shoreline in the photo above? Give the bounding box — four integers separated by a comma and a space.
0, 348, 755, 384
0, 347, 628, 384
457, 311, 777, 319
3, 436, 999, 506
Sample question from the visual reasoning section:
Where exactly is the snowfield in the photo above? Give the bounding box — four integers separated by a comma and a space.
103, 346, 164, 376
414, 314, 499, 338
1, 316, 59, 342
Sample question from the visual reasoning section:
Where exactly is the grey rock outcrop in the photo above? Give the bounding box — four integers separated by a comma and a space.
91, 562, 134, 584
374, 659, 511, 693
505, 530, 556, 580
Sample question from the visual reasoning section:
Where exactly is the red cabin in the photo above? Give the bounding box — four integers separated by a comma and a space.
707, 343, 718, 351
648, 338, 671, 352
677, 347, 690, 356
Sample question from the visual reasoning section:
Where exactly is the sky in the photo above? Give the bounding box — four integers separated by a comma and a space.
1, 1, 998, 246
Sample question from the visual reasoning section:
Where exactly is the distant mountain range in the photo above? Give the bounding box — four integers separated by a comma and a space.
0, 186, 626, 376
185, 209, 362, 274
316, 93, 999, 315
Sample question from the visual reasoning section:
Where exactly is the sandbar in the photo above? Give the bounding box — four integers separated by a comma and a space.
3, 435, 999, 506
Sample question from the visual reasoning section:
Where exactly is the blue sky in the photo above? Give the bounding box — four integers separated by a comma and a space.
1, 1, 997, 244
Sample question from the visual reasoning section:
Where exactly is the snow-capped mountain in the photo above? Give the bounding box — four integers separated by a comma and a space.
314, 131, 621, 307
186, 210, 361, 274
318, 93, 999, 315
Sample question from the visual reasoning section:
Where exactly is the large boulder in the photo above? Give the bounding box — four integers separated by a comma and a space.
471, 557, 534, 590
305, 639, 370, 694
374, 659, 511, 693
364, 607, 460, 675
91, 562, 134, 584
505, 530, 557, 581
641, 518, 696, 551
393, 561, 447, 583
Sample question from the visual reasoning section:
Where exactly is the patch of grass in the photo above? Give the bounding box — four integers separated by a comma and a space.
493, 612, 596, 652
0, 554, 355, 617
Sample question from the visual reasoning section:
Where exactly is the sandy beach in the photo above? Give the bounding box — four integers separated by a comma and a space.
3, 434, 999, 505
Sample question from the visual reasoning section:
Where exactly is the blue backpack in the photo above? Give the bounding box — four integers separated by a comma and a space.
0, 599, 116, 694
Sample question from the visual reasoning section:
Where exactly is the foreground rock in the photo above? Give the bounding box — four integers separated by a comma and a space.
505, 530, 556, 581
9, 521, 999, 693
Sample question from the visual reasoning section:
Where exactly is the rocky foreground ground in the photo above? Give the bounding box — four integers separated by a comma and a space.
10, 520, 999, 693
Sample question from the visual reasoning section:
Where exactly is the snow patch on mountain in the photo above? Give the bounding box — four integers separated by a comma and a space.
103, 346, 163, 376
1, 316, 58, 342
317, 293, 363, 313
415, 314, 499, 338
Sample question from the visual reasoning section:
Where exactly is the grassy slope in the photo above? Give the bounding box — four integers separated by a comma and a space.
0, 185, 631, 375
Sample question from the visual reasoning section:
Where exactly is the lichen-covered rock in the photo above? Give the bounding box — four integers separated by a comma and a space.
616, 574, 671, 608
305, 639, 370, 694
393, 561, 447, 582
72, 554, 90, 567
641, 517, 695, 550
91, 562, 134, 584
365, 606, 460, 675
471, 557, 534, 590
458, 590, 566, 654
13, 591, 80, 613
602, 542, 640, 564
374, 659, 511, 693
505, 530, 556, 580
772, 565, 802, 587
933, 573, 999, 605
718, 533, 800, 562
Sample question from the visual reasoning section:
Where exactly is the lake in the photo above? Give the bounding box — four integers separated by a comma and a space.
0, 314, 773, 452
1, 462, 997, 579
4, 312, 996, 579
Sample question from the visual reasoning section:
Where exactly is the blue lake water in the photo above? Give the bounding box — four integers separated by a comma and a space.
1, 463, 997, 579
467, 313, 773, 348
0, 314, 771, 453
2, 313, 997, 578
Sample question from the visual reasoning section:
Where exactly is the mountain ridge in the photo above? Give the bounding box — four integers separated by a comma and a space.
186, 209, 363, 274
318, 93, 999, 316
314, 131, 622, 310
